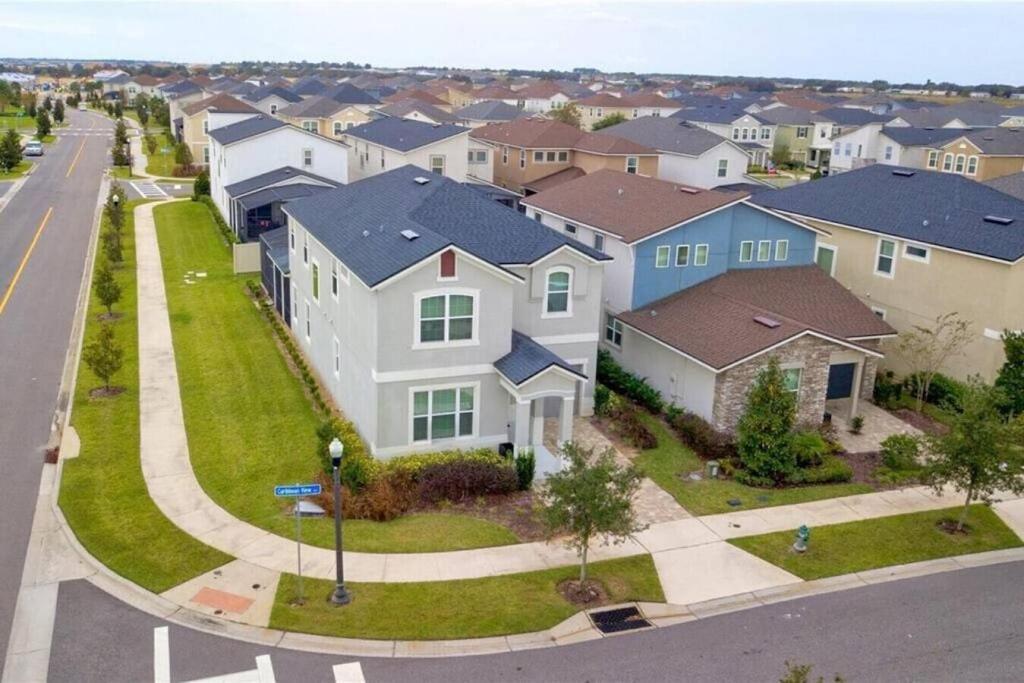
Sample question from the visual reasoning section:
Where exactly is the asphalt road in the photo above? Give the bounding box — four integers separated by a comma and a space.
0, 108, 112, 670
48, 561, 1024, 682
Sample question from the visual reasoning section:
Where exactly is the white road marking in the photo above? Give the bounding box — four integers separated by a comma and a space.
154, 626, 276, 683
130, 180, 169, 199
154, 627, 170, 683
333, 662, 366, 683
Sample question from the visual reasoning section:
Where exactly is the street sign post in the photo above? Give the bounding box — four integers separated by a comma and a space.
274, 483, 322, 604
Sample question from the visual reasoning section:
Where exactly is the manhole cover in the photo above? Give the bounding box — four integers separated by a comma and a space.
590, 606, 651, 634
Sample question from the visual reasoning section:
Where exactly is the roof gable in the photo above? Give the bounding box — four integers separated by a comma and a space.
342, 118, 467, 152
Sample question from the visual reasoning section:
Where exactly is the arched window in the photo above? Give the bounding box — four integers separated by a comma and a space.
333, 121, 343, 136
954, 154, 966, 173
544, 267, 572, 317
966, 156, 978, 175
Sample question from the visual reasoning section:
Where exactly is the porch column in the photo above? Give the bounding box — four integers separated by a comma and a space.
531, 401, 544, 446
513, 400, 531, 453
849, 359, 865, 419
559, 396, 575, 446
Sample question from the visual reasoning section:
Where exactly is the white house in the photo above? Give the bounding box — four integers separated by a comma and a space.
340, 117, 472, 182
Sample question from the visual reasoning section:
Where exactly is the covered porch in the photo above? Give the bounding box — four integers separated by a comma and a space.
223, 167, 340, 242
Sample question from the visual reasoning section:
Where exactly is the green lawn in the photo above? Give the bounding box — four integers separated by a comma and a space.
632, 414, 872, 516
154, 201, 518, 553
730, 505, 1022, 580
110, 166, 134, 179
0, 111, 36, 131
59, 199, 233, 593
890, 394, 957, 427
36, 134, 56, 143
270, 554, 664, 640
145, 134, 185, 177
0, 160, 32, 180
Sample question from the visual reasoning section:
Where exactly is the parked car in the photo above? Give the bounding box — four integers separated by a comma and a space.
23, 141, 43, 157
78, 101, 87, 111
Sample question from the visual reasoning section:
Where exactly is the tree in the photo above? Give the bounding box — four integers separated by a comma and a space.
591, 112, 626, 131
43, 95, 52, 112
0, 129, 22, 172
541, 443, 645, 587
174, 141, 193, 168
102, 227, 123, 263
736, 357, 797, 484
93, 260, 122, 315
926, 379, 1024, 531
0, 80, 13, 113
114, 119, 129, 146
52, 98, 65, 124
772, 144, 791, 168
192, 169, 210, 200
35, 109, 51, 139
144, 134, 158, 157
549, 102, 581, 129
82, 323, 124, 392
113, 100, 123, 119
105, 184, 127, 232
995, 330, 1024, 417
897, 312, 973, 411
137, 105, 149, 127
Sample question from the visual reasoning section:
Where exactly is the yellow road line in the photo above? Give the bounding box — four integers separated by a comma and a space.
65, 138, 87, 178
0, 207, 54, 316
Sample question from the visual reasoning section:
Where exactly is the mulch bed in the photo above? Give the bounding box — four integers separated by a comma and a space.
425, 490, 547, 542
97, 312, 124, 322
937, 519, 972, 535
892, 408, 949, 435
557, 579, 609, 606
89, 386, 125, 399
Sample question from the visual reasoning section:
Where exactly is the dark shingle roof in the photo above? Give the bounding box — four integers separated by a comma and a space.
260, 226, 291, 274
162, 79, 202, 97
675, 106, 765, 125
602, 117, 733, 156
342, 118, 467, 152
963, 127, 1024, 155
283, 166, 608, 288
321, 83, 381, 106
277, 96, 349, 119
454, 100, 528, 122
817, 107, 893, 126
495, 332, 585, 386
244, 85, 302, 104
208, 115, 287, 145
754, 106, 823, 126
984, 172, 1024, 202
224, 166, 340, 198
753, 165, 1024, 262
292, 76, 332, 96
377, 99, 458, 123
879, 126, 966, 147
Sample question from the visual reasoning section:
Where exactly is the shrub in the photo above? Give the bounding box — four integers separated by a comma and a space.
736, 358, 797, 484
669, 411, 736, 461
789, 455, 853, 485
382, 448, 503, 481
596, 349, 663, 413
880, 433, 921, 471
996, 330, 1024, 416
315, 417, 375, 490
418, 459, 518, 504
341, 470, 416, 522
903, 372, 966, 411
192, 170, 210, 199
873, 370, 903, 408
790, 430, 829, 468
207, 197, 238, 244
514, 449, 536, 490
850, 415, 864, 434
609, 404, 657, 449
593, 383, 611, 416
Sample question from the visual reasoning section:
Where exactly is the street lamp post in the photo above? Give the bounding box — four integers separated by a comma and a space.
329, 437, 351, 605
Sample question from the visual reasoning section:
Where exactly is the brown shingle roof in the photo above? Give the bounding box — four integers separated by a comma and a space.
522, 167, 587, 193
618, 266, 896, 370
470, 119, 654, 155
131, 74, 160, 86
383, 89, 448, 106
181, 93, 260, 117
517, 81, 566, 98
522, 169, 743, 243
473, 85, 519, 100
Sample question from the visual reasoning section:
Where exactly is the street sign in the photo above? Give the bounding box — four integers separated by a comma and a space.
274, 484, 322, 497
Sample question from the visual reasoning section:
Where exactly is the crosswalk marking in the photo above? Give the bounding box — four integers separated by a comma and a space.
154, 627, 276, 683
130, 180, 169, 198
333, 662, 366, 683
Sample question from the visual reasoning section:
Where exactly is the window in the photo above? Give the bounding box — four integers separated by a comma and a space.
291, 285, 297, 327
557, 151, 568, 162
966, 156, 978, 175
593, 233, 605, 252
468, 150, 487, 164
270, 103, 278, 115
796, 127, 808, 139
819, 126, 828, 138
333, 336, 341, 377
954, 154, 966, 173
546, 151, 556, 162
502, 146, 508, 165
289, 227, 295, 252
412, 386, 474, 442
311, 260, 320, 302
757, 240, 771, 262
417, 292, 475, 344
202, 119, 209, 134
347, 121, 355, 130
302, 148, 313, 168
625, 156, 638, 174
565, 223, 577, 235
761, 127, 771, 140
833, 141, 841, 155
334, 122, 343, 136
904, 243, 929, 262
781, 367, 802, 394
694, 244, 709, 266
632, 108, 639, 118
380, 148, 385, 169
439, 249, 456, 279
203, 146, 209, 164
544, 268, 572, 316
875, 238, 896, 276
739, 240, 754, 262
741, 128, 749, 141
304, 301, 311, 341
927, 150, 939, 168
429, 155, 445, 175
605, 315, 623, 347
884, 145, 893, 161
533, 151, 544, 163
302, 234, 308, 265
942, 153, 954, 171
856, 144, 863, 157
519, 149, 526, 169
675, 244, 689, 267
302, 120, 318, 134
655, 245, 671, 268
330, 259, 339, 297
732, 128, 739, 140
844, 143, 852, 157
775, 240, 789, 261
717, 159, 728, 178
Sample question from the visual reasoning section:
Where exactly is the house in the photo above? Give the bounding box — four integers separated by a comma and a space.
676, 108, 775, 168
276, 94, 377, 138
292, 76, 334, 98
575, 93, 681, 130
841, 94, 914, 115
469, 118, 659, 195
822, 109, 898, 175
875, 127, 965, 171
122, 74, 162, 105
927, 128, 1024, 181
382, 88, 452, 112
469, 85, 521, 107
423, 79, 476, 109
281, 165, 609, 464
340, 117, 472, 182
516, 81, 573, 113
522, 170, 893, 430
179, 93, 262, 166
601, 116, 751, 187
753, 165, 1024, 380
453, 100, 528, 128
208, 116, 349, 241
260, 226, 292, 325
243, 85, 302, 116
754, 106, 825, 165
376, 99, 460, 125
100, 73, 131, 100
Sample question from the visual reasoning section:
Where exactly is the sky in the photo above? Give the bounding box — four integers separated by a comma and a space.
1, 1, 1022, 85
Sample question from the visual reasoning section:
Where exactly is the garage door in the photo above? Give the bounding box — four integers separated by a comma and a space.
826, 363, 856, 400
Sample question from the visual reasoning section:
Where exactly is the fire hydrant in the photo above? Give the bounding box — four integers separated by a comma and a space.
793, 524, 810, 553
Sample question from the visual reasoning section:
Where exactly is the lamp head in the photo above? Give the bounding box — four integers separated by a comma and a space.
329, 437, 343, 467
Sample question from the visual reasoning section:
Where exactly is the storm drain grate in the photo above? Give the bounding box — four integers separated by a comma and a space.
590, 606, 651, 634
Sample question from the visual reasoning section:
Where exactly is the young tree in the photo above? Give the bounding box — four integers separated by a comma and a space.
591, 112, 626, 130
541, 443, 645, 587
174, 141, 193, 168
995, 330, 1024, 417
138, 105, 149, 128
0, 128, 22, 172
35, 108, 51, 139
0, 80, 13, 114
93, 260, 122, 315
113, 100, 123, 119
114, 119, 129, 147
82, 323, 124, 392
144, 134, 158, 157
42, 95, 53, 112
101, 227, 122, 263
549, 102, 582, 129
897, 312, 973, 411
192, 169, 210, 199
737, 357, 797, 484
772, 144, 791, 168
926, 379, 1024, 531
52, 98, 65, 125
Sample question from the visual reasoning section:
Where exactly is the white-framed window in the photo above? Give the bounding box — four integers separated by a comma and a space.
675, 244, 689, 267
593, 233, 605, 252
927, 150, 939, 168
655, 245, 671, 268
739, 240, 754, 263
761, 127, 771, 140
757, 240, 771, 262
304, 300, 311, 341
871, 306, 887, 320
411, 385, 476, 443
625, 156, 638, 174
844, 143, 852, 157
203, 146, 210, 164
302, 234, 308, 265
202, 119, 209, 134
302, 120, 318, 133
557, 151, 568, 162
334, 121, 343, 136
857, 144, 863, 157
289, 226, 296, 252
302, 148, 313, 168
330, 259, 339, 298
875, 238, 896, 277
732, 127, 739, 140
796, 127, 808, 139
429, 155, 445, 175
781, 367, 802, 394
545, 151, 557, 162
717, 159, 728, 178
694, 243, 709, 266
565, 223, 577, 235
942, 153, 954, 171
833, 141, 841, 155
775, 240, 789, 261
904, 243, 929, 263
519, 149, 526, 169
380, 148, 385, 169
966, 156, 978, 175
502, 146, 508, 165
605, 314, 623, 347
954, 154, 966, 173
311, 259, 320, 302
533, 151, 545, 163
884, 145, 893, 161
415, 290, 477, 347
544, 267, 572, 317
468, 149, 487, 164
333, 336, 341, 377
741, 128, 749, 141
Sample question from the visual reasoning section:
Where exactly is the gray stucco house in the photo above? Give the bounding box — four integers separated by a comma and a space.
282, 166, 609, 468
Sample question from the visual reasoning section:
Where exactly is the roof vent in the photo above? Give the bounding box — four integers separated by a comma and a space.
400, 229, 420, 240
753, 315, 781, 329
413, 176, 431, 185
983, 215, 1014, 226
362, 229, 370, 237
891, 169, 915, 177
679, 186, 700, 194
649, 309, 657, 317
983, 135, 995, 141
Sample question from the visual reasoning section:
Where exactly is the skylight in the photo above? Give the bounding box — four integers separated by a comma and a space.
753, 316, 781, 329
891, 170, 915, 177
413, 177, 431, 185
400, 229, 420, 240
983, 215, 1014, 226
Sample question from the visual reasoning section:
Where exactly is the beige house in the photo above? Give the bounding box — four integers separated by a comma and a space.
928, 128, 1024, 182
180, 93, 261, 166
276, 96, 373, 139
575, 93, 681, 131
755, 165, 1024, 380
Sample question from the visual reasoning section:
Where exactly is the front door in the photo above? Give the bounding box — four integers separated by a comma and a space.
816, 245, 836, 276
827, 363, 856, 400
